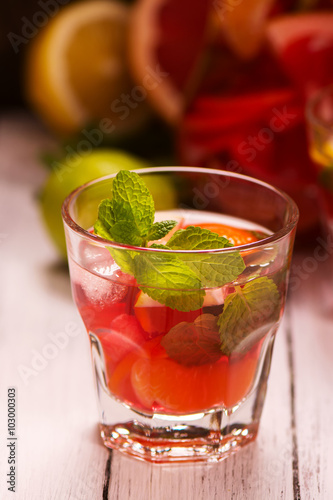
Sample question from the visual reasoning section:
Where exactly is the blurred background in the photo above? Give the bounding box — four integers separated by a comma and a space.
1, 0, 333, 256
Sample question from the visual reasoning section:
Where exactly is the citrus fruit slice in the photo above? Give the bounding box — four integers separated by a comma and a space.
128, 0, 212, 124
224, 349, 259, 407
266, 11, 333, 56
266, 12, 333, 95
25, 0, 148, 136
108, 337, 166, 404
97, 313, 146, 369
108, 350, 142, 404
131, 357, 228, 412
131, 345, 260, 412
134, 291, 201, 336
212, 0, 275, 60
190, 222, 260, 246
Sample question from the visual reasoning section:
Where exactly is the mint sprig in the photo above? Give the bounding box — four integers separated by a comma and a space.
94, 170, 247, 311
95, 170, 155, 246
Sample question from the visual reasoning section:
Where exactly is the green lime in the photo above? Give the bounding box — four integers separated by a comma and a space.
39, 149, 176, 257
40, 149, 150, 257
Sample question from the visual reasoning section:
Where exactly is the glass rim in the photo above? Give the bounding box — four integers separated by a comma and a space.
306, 84, 333, 133
61, 166, 299, 254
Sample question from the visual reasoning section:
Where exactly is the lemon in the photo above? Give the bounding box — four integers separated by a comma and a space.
25, 0, 149, 137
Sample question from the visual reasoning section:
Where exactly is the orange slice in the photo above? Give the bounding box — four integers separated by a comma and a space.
190, 222, 260, 246
128, 0, 212, 124
266, 12, 333, 57
131, 357, 228, 412
131, 349, 259, 412
211, 0, 275, 60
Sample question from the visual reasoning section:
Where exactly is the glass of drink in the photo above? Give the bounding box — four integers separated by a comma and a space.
306, 84, 333, 234
62, 167, 298, 463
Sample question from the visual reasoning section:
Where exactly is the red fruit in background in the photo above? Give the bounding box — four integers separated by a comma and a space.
128, 0, 213, 124
179, 12, 333, 235
266, 12, 333, 96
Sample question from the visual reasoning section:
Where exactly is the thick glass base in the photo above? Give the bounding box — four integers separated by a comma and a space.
91, 332, 275, 463
100, 410, 259, 464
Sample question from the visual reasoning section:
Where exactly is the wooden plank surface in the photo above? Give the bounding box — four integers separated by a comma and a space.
0, 114, 332, 499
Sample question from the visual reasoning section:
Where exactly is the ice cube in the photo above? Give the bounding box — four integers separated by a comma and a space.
80, 241, 118, 277
70, 260, 128, 305
70, 241, 134, 305
78, 240, 135, 285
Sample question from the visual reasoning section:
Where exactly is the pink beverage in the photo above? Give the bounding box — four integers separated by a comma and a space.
69, 210, 281, 415
62, 167, 298, 462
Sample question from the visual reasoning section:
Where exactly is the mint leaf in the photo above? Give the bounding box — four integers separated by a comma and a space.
147, 220, 177, 241
94, 218, 114, 241
149, 243, 170, 249
217, 276, 280, 356
179, 252, 246, 288
94, 199, 115, 238
168, 226, 245, 287
112, 170, 154, 242
133, 251, 205, 311
168, 226, 233, 250
161, 314, 222, 365
94, 171, 177, 247
109, 248, 136, 275
109, 221, 143, 246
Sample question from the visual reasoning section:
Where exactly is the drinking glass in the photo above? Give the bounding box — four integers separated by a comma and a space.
306, 84, 333, 234
62, 167, 298, 463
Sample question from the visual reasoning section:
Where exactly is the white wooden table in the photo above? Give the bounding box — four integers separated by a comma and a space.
1, 114, 333, 499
